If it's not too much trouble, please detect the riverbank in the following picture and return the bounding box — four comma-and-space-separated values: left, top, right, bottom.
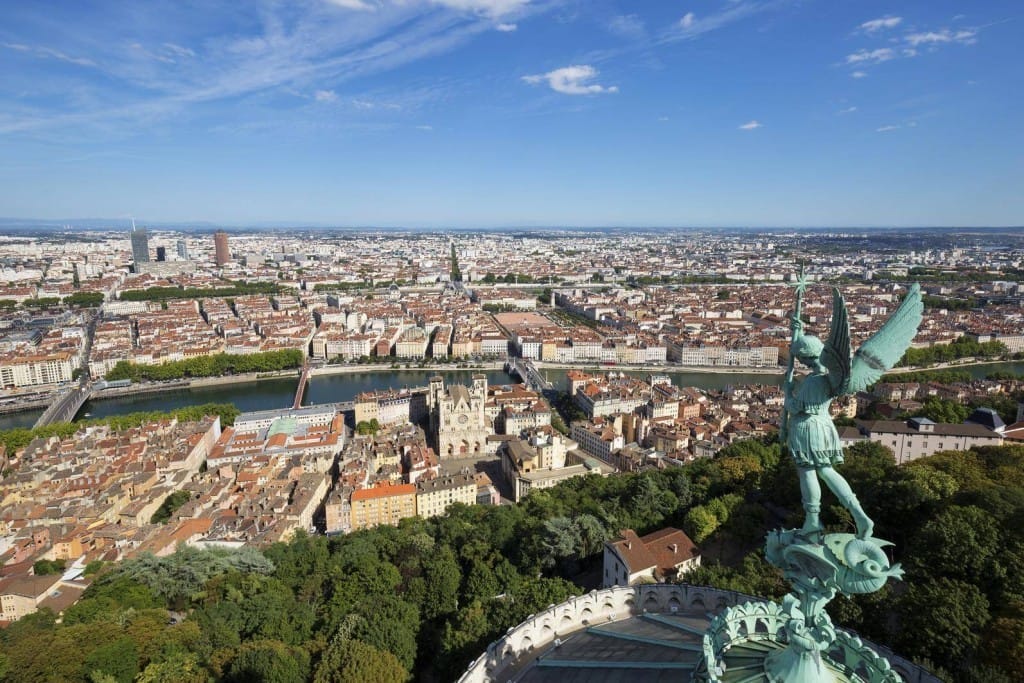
533, 361, 785, 375
310, 361, 505, 377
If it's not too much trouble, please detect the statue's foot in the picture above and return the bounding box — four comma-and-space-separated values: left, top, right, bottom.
797, 521, 824, 543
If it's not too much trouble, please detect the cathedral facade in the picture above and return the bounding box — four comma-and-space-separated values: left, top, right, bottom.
428, 374, 490, 458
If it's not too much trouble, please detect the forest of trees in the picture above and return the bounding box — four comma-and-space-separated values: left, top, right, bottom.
898, 336, 1007, 367
105, 349, 303, 382
1, 438, 1023, 681
118, 281, 282, 302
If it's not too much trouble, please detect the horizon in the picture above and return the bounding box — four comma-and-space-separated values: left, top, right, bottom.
1, 1, 1022, 226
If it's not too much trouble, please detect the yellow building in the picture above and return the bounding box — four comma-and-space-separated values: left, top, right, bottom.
349, 482, 417, 530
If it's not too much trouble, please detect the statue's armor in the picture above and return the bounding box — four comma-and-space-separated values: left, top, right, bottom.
787, 374, 844, 468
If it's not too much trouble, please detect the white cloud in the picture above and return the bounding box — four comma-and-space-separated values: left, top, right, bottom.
162, 43, 195, 59
495, 23, 517, 32
738, 120, 762, 130
325, 0, 376, 10
2, 41, 96, 67
903, 48, 917, 57
838, 106, 857, 114
522, 65, 618, 95
658, 116, 669, 122
859, 16, 902, 33
845, 48, 895, 65
416, 124, 433, 131
905, 29, 977, 46
680, 12, 696, 29
876, 125, 900, 132
851, 71, 867, 79
314, 89, 338, 102
432, 0, 529, 18
607, 14, 645, 40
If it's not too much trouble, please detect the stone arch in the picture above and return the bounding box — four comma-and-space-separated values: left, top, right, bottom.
715, 596, 729, 612
522, 636, 533, 651
643, 592, 660, 611
689, 594, 706, 611
667, 596, 682, 612
560, 614, 574, 627
581, 607, 594, 623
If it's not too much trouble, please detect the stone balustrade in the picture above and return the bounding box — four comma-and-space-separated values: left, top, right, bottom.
458, 583, 942, 683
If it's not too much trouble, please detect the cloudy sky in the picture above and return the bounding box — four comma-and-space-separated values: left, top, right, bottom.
1, 1, 1020, 227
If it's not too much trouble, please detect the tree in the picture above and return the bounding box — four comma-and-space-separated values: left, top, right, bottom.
151, 490, 192, 524
135, 651, 208, 683
421, 546, 461, 620
353, 595, 419, 671
893, 578, 990, 671
911, 396, 970, 424
32, 558, 66, 575
450, 244, 462, 282
355, 419, 381, 436
82, 637, 138, 683
223, 639, 310, 683
908, 505, 1001, 583
314, 638, 408, 683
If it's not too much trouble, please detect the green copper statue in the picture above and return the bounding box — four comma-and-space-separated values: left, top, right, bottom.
702, 277, 924, 682
765, 277, 922, 682
782, 274, 923, 541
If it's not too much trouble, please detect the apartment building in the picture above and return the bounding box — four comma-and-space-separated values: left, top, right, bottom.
414, 473, 476, 518
349, 482, 417, 530
856, 417, 1003, 465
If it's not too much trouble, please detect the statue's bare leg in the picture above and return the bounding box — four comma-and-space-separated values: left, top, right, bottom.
818, 466, 873, 539
797, 467, 822, 539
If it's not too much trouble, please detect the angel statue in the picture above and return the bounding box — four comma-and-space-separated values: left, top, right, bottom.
781, 276, 923, 541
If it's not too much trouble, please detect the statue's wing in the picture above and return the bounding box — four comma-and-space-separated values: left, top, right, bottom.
846, 283, 924, 394
820, 288, 851, 397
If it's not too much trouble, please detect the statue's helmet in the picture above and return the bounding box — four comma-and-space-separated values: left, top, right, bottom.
791, 334, 824, 359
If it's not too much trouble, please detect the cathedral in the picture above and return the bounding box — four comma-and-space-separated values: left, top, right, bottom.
428, 374, 490, 458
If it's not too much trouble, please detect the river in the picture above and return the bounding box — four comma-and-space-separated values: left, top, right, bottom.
61, 360, 1024, 423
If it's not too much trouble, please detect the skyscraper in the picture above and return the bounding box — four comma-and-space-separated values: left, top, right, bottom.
130, 225, 149, 265
214, 231, 230, 266
176, 239, 189, 260
155, 246, 166, 261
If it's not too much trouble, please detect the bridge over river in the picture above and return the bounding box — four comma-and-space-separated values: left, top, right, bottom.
34, 385, 92, 428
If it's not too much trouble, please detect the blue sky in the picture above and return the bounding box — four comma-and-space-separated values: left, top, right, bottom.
1, 1, 1021, 227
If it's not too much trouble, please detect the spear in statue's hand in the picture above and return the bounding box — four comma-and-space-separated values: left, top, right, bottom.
780, 268, 808, 445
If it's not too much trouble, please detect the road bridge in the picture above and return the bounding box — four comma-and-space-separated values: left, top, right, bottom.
508, 357, 553, 392
34, 385, 92, 428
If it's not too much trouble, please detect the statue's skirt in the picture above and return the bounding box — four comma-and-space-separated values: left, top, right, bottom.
788, 412, 845, 468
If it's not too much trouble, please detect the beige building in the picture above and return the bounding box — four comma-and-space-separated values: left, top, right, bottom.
0, 574, 84, 622
354, 388, 429, 426
602, 528, 701, 588
0, 351, 75, 388
501, 429, 606, 502
414, 473, 477, 518
857, 417, 1003, 465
